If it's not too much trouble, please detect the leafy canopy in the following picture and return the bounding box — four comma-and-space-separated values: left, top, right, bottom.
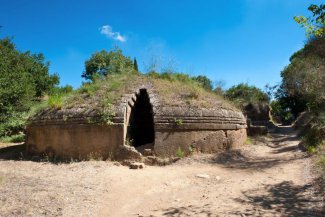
275, 37, 325, 115
294, 4, 325, 38
0, 37, 59, 136
270, 4, 325, 124
224, 83, 269, 107
82, 47, 136, 81
192, 75, 213, 91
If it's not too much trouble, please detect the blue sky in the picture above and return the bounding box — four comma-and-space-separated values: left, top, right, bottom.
0, 0, 322, 90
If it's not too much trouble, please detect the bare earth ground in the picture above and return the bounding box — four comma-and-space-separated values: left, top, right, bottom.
0, 131, 324, 217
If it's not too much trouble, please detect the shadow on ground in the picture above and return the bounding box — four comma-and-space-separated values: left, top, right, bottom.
141, 204, 217, 217
0, 143, 68, 164
234, 181, 325, 217
209, 149, 306, 170
209, 132, 307, 170
0, 143, 25, 160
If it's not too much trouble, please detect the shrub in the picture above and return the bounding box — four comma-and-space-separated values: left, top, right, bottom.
174, 118, 183, 126
317, 155, 325, 171
48, 94, 64, 109
224, 83, 269, 108
302, 111, 325, 153
192, 75, 213, 91
0, 37, 59, 137
175, 147, 185, 158
244, 137, 253, 145
82, 47, 136, 81
0, 111, 27, 137
0, 134, 25, 143
275, 38, 325, 117
270, 100, 294, 124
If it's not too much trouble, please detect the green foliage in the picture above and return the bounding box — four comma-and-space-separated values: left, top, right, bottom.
147, 71, 213, 92
317, 155, 325, 170
0, 134, 25, 143
147, 72, 232, 109
175, 147, 185, 158
213, 87, 224, 96
56, 73, 137, 125
125, 138, 133, 146
0, 38, 35, 114
275, 38, 325, 117
244, 137, 253, 145
27, 100, 49, 117
48, 94, 64, 109
188, 144, 195, 154
192, 75, 213, 91
133, 58, 139, 72
155, 72, 193, 83
0, 37, 59, 137
78, 81, 101, 96
270, 100, 293, 124
147, 70, 160, 79
306, 146, 317, 154
99, 100, 115, 125
46, 85, 74, 109
224, 83, 269, 108
302, 111, 325, 153
213, 80, 225, 96
294, 4, 325, 38
50, 85, 73, 95
0, 110, 27, 137
274, 5, 324, 121
82, 47, 136, 81
174, 118, 183, 126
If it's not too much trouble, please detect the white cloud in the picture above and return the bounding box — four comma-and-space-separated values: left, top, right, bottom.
99, 25, 126, 42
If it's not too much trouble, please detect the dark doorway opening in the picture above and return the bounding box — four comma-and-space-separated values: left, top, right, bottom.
127, 89, 155, 148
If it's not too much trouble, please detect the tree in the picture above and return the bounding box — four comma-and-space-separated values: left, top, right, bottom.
133, 58, 139, 72
82, 47, 135, 81
224, 83, 269, 107
24, 52, 59, 98
270, 4, 325, 123
0, 37, 59, 136
0, 38, 34, 113
275, 37, 325, 115
213, 80, 225, 96
294, 4, 325, 38
192, 75, 213, 91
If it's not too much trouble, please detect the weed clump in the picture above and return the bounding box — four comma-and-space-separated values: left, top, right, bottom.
0, 134, 25, 143
176, 147, 185, 158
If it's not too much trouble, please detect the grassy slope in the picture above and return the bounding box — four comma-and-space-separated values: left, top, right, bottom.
45, 73, 236, 113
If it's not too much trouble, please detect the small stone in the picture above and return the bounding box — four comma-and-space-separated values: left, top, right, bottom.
143, 149, 153, 156
113, 162, 121, 166
144, 156, 157, 166
215, 176, 221, 181
196, 174, 210, 179
129, 162, 145, 169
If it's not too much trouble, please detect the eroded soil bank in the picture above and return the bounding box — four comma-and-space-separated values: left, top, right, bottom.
0, 132, 324, 217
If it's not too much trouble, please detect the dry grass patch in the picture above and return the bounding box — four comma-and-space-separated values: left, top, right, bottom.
0, 176, 3, 185
150, 77, 235, 109
29, 73, 239, 126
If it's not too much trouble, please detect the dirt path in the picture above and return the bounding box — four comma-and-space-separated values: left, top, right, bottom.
100, 132, 323, 217
0, 132, 324, 217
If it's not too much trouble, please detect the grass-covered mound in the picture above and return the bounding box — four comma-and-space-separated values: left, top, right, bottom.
29, 72, 237, 125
